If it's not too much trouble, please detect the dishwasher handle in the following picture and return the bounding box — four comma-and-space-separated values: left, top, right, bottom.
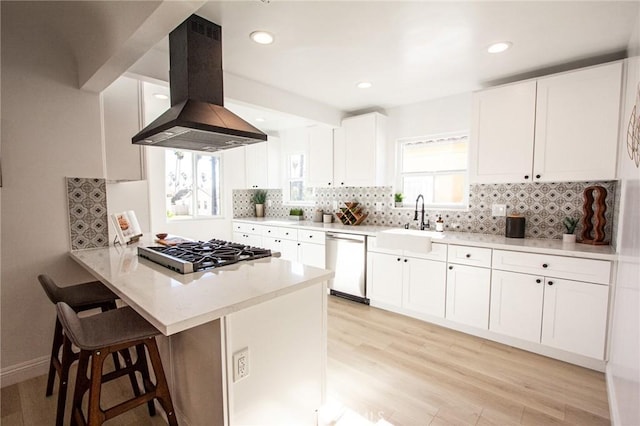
326, 233, 366, 243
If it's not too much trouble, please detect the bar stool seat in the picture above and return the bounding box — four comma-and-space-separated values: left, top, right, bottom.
56, 302, 178, 426
39, 274, 127, 426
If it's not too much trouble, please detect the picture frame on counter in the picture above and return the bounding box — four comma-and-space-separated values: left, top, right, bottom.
111, 210, 142, 245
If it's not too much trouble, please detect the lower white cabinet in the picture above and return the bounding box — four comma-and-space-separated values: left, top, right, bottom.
232, 223, 263, 247
262, 236, 299, 262
489, 270, 544, 342
541, 278, 609, 359
368, 242, 447, 318
445, 264, 491, 329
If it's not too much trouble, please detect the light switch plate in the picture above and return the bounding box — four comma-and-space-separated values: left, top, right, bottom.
491, 204, 507, 217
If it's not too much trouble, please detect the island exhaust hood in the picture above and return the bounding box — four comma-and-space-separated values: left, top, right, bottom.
132, 15, 267, 151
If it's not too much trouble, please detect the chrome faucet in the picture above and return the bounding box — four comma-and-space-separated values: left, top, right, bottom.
414, 194, 428, 230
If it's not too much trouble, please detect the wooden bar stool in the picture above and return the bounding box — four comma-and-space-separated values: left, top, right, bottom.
56, 301, 178, 426
38, 274, 139, 426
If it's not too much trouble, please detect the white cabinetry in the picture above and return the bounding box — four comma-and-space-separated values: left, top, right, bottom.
491, 249, 611, 359
297, 229, 326, 268
307, 126, 334, 188
470, 62, 622, 183
262, 226, 299, 261
232, 222, 263, 247
102, 76, 144, 181
245, 137, 281, 189
368, 240, 447, 318
334, 112, 386, 187
445, 245, 492, 329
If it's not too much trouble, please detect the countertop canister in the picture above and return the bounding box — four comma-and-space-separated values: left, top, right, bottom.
505, 213, 525, 238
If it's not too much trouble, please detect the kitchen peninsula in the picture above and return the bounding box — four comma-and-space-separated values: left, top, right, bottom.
70, 237, 334, 426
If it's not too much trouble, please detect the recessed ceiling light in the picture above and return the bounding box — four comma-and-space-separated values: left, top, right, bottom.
255, 117, 266, 122
250, 31, 274, 45
487, 42, 512, 54
153, 93, 169, 100
356, 81, 372, 89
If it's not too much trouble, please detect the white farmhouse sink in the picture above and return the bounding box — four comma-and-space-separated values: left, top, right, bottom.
375, 228, 439, 253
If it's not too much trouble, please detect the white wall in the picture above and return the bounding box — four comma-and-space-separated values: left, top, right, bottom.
0, 3, 106, 380
383, 92, 472, 186
607, 14, 640, 424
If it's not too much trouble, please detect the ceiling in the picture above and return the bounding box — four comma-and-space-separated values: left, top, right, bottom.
175, 1, 637, 114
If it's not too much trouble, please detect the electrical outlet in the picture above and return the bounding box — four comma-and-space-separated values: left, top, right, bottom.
332, 201, 338, 210
233, 348, 249, 382
491, 204, 507, 217
267, 199, 272, 207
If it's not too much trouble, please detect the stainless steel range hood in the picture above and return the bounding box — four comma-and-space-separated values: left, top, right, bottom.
132, 15, 267, 152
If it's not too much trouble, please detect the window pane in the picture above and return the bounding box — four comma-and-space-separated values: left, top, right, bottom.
195, 154, 221, 216
403, 176, 434, 204
402, 140, 468, 173
433, 174, 466, 204
289, 154, 305, 179
166, 151, 193, 217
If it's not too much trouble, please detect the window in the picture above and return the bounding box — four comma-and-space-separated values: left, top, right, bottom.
397, 133, 469, 209
165, 150, 221, 219
285, 152, 313, 203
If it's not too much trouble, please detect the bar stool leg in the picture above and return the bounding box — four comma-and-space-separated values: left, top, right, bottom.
145, 338, 178, 426
71, 350, 91, 426
54, 334, 75, 426
46, 318, 64, 397
135, 343, 157, 417
87, 349, 108, 425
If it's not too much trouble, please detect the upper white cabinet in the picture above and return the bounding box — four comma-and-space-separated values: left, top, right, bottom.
470, 81, 537, 183
334, 112, 387, 187
533, 62, 622, 182
103, 76, 144, 181
470, 61, 622, 183
245, 137, 281, 189
307, 126, 334, 188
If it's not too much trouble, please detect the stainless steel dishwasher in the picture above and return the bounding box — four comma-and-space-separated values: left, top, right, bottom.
325, 232, 368, 304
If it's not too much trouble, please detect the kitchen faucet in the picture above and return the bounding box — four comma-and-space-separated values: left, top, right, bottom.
414, 194, 429, 230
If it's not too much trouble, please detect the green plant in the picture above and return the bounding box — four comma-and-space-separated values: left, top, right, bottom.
394, 193, 404, 203
289, 208, 304, 216
563, 217, 579, 234
252, 189, 267, 205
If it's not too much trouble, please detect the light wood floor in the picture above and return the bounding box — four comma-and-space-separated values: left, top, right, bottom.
1, 296, 609, 425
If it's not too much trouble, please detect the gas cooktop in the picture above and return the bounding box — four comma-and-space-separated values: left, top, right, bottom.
138, 239, 273, 274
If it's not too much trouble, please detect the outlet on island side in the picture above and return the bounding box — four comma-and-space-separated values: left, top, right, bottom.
233, 347, 249, 382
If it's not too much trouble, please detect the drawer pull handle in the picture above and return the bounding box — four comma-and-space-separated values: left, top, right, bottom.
536, 279, 541, 283
449, 266, 453, 270
542, 263, 548, 268
536, 174, 541, 179
465, 254, 471, 258
524, 175, 529, 180
309, 235, 313, 238
397, 258, 401, 262
404, 259, 408, 263
548, 281, 554, 286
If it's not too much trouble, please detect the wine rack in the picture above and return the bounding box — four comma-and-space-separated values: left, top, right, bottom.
335, 202, 368, 225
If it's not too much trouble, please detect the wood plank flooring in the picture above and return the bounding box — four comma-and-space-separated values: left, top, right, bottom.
1, 296, 609, 425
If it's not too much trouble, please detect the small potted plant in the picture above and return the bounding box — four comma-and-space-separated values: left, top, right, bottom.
562, 217, 579, 243
289, 208, 304, 221
394, 193, 404, 208
252, 189, 267, 218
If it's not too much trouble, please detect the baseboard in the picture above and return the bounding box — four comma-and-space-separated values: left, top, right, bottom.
0, 355, 49, 388
606, 363, 621, 426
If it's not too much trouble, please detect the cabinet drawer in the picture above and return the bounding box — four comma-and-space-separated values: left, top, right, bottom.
406, 243, 447, 262
448, 245, 492, 268
298, 229, 325, 244
492, 250, 611, 285
261, 226, 298, 240
233, 222, 263, 235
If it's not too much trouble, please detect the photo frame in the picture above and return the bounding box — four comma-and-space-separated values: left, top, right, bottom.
110, 210, 143, 245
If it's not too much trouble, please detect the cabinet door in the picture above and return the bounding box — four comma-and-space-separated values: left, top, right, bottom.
103, 76, 144, 181
541, 278, 609, 359
233, 232, 262, 247
469, 81, 537, 184
445, 264, 491, 329
490, 270, 544, 342
245, 142, 268, 188
534, 62, 622, 182
332, 127, 346, 186
298, 242, 325, 268
403, 258, 447, 318
266, 136, 281, 188
342, 113, 385, 186
308, 126, 334, 188
368, 252, 403, 308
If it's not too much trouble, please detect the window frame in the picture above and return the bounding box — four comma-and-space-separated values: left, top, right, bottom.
282, 150, 315, 206
395, 132, 470, 211
165, 149, 224, 221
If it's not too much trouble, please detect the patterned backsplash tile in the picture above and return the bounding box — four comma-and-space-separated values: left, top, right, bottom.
234, 180, 618, 242
66, 177, 109, 250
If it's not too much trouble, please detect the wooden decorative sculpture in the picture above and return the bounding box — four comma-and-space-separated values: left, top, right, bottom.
580, 185, 609, 245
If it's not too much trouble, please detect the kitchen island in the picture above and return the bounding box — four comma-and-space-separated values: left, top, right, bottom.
70, 238, 334, 426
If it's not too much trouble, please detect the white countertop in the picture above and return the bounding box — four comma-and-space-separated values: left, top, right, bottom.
233, 218, 617, 261
70, 238, 334, 336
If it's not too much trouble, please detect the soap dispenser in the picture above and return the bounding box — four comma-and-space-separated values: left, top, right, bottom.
435, 215, 444, 232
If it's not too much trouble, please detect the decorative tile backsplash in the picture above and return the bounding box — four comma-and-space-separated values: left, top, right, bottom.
234, 180, 618, 241
66, 177, 109, 250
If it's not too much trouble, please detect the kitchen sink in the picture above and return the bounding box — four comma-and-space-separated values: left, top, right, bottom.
375, 228, 440, 253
